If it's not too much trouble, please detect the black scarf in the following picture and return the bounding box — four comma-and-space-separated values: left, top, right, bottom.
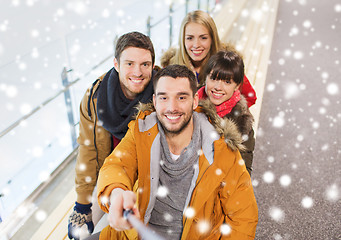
97, 67, 154, 139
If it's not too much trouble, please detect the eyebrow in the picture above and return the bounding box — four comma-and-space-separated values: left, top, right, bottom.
156, 92, 191, 96
185, 33, 209, 37
122, 60, 152, 64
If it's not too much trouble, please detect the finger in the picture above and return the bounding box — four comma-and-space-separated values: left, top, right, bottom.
122, 191, 137, 211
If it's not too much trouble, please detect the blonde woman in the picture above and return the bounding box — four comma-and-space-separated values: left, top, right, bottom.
161, 10, 257, 107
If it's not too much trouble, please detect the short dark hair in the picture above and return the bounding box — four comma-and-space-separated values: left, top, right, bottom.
115, 31, 155, 65
202, 50, 244, 86
153, 65, 197, 95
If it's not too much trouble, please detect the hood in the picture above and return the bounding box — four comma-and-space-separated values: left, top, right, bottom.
135, 101, 245, 152
198, 98, 247, 152
160, 47, 177, 67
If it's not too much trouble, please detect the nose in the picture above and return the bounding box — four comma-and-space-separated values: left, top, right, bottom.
213, 80, 223, 90
193, 38, 200, 48
133, 65, 142, 77
168, 98, 179, 112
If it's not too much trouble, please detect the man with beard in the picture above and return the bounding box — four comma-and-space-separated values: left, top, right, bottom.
95, 65, 258, 240
68, 31, 156, 240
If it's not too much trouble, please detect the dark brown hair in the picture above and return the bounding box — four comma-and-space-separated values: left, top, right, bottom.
202, 50, 244, 86
153, 64, 197, 96
115, 31, 155, 65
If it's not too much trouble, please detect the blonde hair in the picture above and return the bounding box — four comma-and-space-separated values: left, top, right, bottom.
172, 10, 221, 71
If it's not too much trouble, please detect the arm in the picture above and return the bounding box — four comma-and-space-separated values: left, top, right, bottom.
75, 85, 111, 204
97, 121, 138, 213
240, 76, 257, 107
220, 153, 258, 239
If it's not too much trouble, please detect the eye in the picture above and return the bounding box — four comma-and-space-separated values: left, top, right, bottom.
143, 63, 150, 67
186, 36, 193, 40
179, 96, 187, 100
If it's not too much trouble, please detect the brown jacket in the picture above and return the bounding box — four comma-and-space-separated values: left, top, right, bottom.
75, 73, 112, 204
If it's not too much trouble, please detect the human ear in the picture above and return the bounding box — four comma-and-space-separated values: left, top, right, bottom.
193, 92, 199, 110
113, 58, 119, 73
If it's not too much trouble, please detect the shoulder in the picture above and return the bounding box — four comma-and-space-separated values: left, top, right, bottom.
197, 100, 245, 152
226, 96, 254, 135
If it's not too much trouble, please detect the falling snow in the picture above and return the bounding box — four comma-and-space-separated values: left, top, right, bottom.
269, 206, 285, 222
301, 196, 314, 208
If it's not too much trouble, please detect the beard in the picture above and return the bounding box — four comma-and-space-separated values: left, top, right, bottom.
157, 111, 193, 137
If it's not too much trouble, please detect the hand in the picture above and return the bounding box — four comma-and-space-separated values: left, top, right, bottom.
107, 188, 140, 231
68, 202, 94, 240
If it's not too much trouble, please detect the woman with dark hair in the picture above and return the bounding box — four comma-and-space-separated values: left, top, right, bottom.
198, 49, 255, 175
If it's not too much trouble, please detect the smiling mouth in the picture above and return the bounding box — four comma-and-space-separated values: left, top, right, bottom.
191, 49, 204, 56
130, 78, 144, 83
211, 91, 224, 98
165, 114, 181, 120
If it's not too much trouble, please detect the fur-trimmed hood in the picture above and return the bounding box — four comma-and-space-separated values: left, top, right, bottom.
160, 47, 177, 67
134, 100, 250, 152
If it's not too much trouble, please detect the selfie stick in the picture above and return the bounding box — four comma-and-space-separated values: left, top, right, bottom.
123, 209, 166, 240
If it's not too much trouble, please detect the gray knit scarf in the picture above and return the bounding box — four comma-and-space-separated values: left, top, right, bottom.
148, 113, 201, 240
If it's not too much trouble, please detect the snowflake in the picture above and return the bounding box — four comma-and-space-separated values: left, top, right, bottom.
31, 48, 39, 58
85, 176, 92, 183
267, 156, 275, 163
302, 20, 312, 29
220, 223, 231, 235
321, 72, 329, 79
293, 51, 304, 60
272, 114, 285, 128
197, 220, 210, 234
267, 83, 276, 92
31, 29, 40, 38
18, 62, 27, 70
252, 179, 259, 187
335, 4, 341, 12
5, 85, 18, 98
301, 196, 314, 208
35, 210, 47, 222
184, 207, 195, 218
116, 9, 125, 17
157, 185, 168, 198
321, 144, 329, 151
325, 184, 339, 202
326, 83, 339, 95
100, 196, 109, 205
289, 25, 299, 36
16, 205, 29, 217
284, 82, 300, 99
215, 168, 222, 175
269, 206, 285, 222
263, 171, 275, 183
83, 139, 91, 146
78, 163, 86, 171
297, 135, 304, 141
279, 175, 291, 187
164, 212, 173, 222
278, 58, 285, 65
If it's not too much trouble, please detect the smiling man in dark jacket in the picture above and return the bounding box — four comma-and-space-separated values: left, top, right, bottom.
68, 31, 157, 240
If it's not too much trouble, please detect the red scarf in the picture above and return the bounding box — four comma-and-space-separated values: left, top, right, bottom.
198, 86, 241, 117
